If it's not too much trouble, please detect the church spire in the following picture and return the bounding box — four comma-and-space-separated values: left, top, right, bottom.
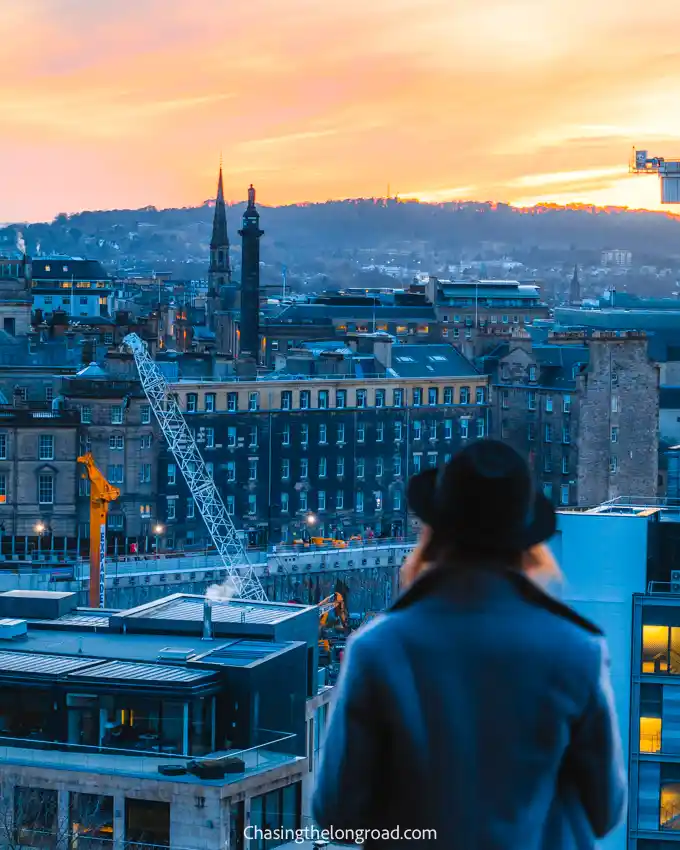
208, 164, 231, 292
569, 263, 580, 305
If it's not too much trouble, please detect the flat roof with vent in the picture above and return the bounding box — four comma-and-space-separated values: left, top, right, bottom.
67, 660, 218, 689
192, 640, 305, 669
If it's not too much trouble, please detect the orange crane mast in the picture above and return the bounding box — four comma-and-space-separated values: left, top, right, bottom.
77, 453, 120, 608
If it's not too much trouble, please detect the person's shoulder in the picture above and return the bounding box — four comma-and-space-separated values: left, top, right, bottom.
508, 571, 604, 637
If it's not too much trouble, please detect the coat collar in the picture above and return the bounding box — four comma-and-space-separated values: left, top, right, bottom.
389, 563, 604, 636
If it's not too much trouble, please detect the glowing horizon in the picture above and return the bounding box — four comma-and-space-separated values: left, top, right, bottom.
3, 0, 680, 223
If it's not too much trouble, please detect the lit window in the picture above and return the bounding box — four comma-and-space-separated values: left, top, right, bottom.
640, 717, 662, 753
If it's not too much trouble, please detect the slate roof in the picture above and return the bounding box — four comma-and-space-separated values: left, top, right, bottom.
272, 303, 435, 323
31, 258, 110, 282
388, 344, 479, 379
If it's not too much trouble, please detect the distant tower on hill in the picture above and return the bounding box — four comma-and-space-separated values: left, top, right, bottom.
569, 264, 580, 305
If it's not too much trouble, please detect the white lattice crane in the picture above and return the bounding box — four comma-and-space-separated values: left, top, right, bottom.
123, 333, 267, 601
630, 147, 680, 203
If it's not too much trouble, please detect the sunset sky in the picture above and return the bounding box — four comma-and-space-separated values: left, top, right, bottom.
3, 0, 680, 222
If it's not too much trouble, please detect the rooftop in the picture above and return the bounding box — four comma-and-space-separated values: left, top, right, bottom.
388, 344, 479, 379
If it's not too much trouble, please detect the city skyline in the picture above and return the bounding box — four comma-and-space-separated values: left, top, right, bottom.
3, 0, 680, 221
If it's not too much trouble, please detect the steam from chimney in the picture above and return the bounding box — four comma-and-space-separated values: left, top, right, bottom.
206, 580, 238, 602
15, 231, 25, 255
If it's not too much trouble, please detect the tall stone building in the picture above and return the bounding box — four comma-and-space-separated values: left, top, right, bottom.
485, 328, 659, 506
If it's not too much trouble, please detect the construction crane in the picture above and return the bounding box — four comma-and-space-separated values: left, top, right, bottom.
78, 453, 120, 608
630, 147, 680, 203
122, 333, 267, 601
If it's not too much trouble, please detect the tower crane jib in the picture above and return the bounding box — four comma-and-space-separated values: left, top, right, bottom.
122, 333, 267, 602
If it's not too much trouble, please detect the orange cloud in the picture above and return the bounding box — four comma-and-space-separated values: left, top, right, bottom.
2, 0, 680, 221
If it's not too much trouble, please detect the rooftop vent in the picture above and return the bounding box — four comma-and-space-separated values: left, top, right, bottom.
0, 619, 27, 640
157, 647, 195, 663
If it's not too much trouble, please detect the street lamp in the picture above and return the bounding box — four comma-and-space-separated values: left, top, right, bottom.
34, 522, 46, 557
153, 523, 164, 555
306, 514, 317, 526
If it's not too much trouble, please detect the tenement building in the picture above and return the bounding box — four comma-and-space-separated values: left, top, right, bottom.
484, 328, 659, 506
159, 340, 489, 547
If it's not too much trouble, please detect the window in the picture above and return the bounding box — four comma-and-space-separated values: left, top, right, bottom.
611, 426, 619, 443
167, 500, 176, 520
375, 490, 383, 511
413, 388, 423, 406
562, 454, 569, 475
394, 421, 403, 441
528, 422, 536, 442
168, 463, 176, 485
544, 454, 553, 473
393, 389, 404, 407
543, 482, 553, 499
461, 419, 469, 439
227, 461, 236, 482
248, 391, 259, 411
413, 454, 422, 473
299, 491, 308, 512
249, 458, 258, 481
544, 424, 553, 443
141, 434, 152, 449
444, 420, 453, 440
139, 464, 151, 484
38, 474, 54, 504
248, 494, 256, 515
227, 392, 238, 412
187, 498, 195, 519
527, 391, 537, 411
610, 456, 618, 474
356, 389, 367, 408
80, 406, 92, 424
300, 390, 311, 409
640, 716, 662, 753
281, 390, 292, 410
336, 491, 344, 510
281, 492, 289, 513
428, 452, 438, 468
476, 387, 485, 405
205, 393, 216, 413
45, 387, 53, 404
444, 387, 453, 405
501, 364, 511, 381
376, 389, 385, 408
318, 491, 326, 512
15, 787, 58, 849
0, 473, 6, 503
280, 458, 290, 480
460, 387, 470, 404
428, 387, 438, 406
477, 419, 485, 438
528, 365, 537, 382
337, 423, 345, 444
186, 393, 197, 413
319, 457, 327, 478
319, 390, 329, 409
563, 395, 571, 414
413, 420, 422, 441
226, 495, 235, 515
357, 423, 365, 443
249, 425, 258, 448
611, 369, 619, 387
301, 458, 309, 479
376, 422, 384, 442
228, 427, 237, 447
612, 394, 619, 413
545, 396, 553, 413
393, 490, 402, 511
282, 425, 290, 446
356, 491, 364, 512
501, 389, 509, 409
357, 458, 365, 479
394, 455, 402, 476
109, 434, 124, 451
337, 457, 345, 477
39, 435, 54, 461
110, 405, 123, 424
301, 424, 309, 445
206, 427, 215, 449
562, 426, 570, 444
376, 457, 384, 477
560, 484, 570, 505
107, 464, 124, 484
336, 390, 347, 408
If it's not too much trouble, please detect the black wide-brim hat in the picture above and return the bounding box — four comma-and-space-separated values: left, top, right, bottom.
407, 438, 556, 552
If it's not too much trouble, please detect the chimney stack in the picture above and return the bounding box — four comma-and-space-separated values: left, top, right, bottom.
202, 598, 213, 640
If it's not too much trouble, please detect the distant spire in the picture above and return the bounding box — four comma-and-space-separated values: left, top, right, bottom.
210, 165, 229, 251
569, 263, 580, 305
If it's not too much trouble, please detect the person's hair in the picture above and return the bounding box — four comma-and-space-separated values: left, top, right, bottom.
426, 537, 523, 572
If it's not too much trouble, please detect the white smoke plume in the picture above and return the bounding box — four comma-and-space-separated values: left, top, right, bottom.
206, 580, 238, 602
15, 231, 25, 254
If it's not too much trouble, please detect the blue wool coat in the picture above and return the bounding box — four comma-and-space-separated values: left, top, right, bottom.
312, 565, 626, 849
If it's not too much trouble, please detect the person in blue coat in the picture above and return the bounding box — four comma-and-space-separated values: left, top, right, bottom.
312, 439, 626, 849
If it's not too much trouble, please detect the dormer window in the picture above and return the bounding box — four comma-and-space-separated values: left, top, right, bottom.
528, 365, 537, 382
